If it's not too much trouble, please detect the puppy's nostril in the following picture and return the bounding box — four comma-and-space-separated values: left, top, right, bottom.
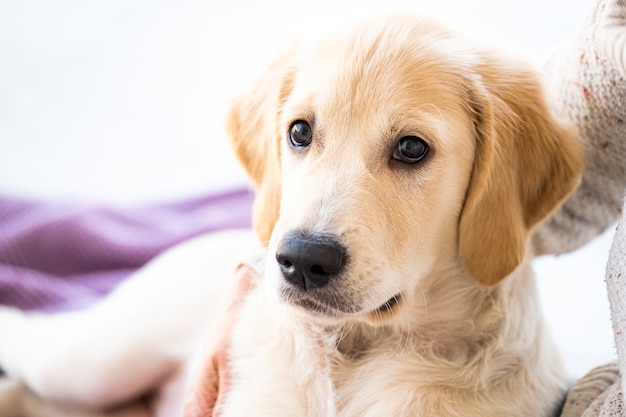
281, 259, 293, 268
310, 264, 329, 275
276, 232, 346, 291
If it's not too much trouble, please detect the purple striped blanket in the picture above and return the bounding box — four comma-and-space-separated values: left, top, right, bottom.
0, 189, 253, 312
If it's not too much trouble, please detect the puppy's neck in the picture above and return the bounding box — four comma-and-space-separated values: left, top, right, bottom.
330, 256, 542, 363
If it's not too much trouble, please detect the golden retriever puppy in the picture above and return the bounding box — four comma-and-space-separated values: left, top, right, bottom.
0, 11, 582, 417
222, 12, 582, 417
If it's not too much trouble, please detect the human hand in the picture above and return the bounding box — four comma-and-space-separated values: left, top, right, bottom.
182, 264, 257, 417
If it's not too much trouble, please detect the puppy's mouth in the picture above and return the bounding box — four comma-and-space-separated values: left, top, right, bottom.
369, 294, 403, 319
280, 286, 403, 322
281, 288, 360, 316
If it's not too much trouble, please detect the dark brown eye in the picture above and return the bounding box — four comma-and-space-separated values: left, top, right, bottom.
393, 136, 429, 164
288, 120, 313, 148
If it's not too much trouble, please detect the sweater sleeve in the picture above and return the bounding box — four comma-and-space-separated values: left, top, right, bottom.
533, 0, 626, 256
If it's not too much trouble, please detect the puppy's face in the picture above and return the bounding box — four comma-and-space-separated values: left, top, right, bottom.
269, 34, 476, 322
228, 15, 582, 325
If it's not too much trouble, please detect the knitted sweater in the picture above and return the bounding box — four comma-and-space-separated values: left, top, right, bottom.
560, 199, 625, 416
534, 0, 626, 256
531, 1, 626, 416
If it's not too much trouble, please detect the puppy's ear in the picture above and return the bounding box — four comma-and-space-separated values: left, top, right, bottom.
226, 54, 296, 246
459, 58, 583, 286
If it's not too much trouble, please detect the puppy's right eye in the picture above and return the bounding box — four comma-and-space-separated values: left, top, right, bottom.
288, 121, 313, 148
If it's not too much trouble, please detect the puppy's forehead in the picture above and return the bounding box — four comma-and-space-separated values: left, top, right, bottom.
287, 17, 474, 123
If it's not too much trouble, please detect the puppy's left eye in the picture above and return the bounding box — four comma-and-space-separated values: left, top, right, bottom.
288, 120, 313, 148
393, 136, 429, 164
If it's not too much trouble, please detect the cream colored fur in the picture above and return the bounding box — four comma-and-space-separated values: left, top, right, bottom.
0, 12, 582, 417
222, 13, 582, 417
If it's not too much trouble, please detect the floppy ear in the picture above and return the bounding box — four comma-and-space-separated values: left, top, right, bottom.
459, 58, 583, 286
225, 55, 295, 246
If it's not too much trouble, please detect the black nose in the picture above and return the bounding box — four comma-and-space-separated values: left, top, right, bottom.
276, 232, 346, 291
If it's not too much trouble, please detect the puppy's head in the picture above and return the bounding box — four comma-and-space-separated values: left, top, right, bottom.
227, 14, 582, 324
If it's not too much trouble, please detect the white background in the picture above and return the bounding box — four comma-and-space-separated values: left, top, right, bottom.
0, 0, 616, 378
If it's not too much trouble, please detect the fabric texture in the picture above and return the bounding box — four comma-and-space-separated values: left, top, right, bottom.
561, 194, 626, 417
561, 363, 621, 417
0, 189, 253, 312
605, 194, 626, 407
533, 0, 626, 256
547, 1, 626, 415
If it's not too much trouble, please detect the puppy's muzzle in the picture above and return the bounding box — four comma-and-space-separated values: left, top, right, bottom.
276, 231, 346, 291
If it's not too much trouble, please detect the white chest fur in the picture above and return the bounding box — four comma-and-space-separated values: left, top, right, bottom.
219, 274, 568, 417
219, 287, 336, 416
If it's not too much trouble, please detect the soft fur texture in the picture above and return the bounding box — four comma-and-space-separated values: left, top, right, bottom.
0, 12, 583, 417
220, 13, 583, 417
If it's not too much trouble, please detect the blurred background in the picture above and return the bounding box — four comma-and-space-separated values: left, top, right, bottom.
0, 0, 616, 377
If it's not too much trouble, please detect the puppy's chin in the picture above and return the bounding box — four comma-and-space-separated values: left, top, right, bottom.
283, 295, 346, 323
277, 285, 358, 317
